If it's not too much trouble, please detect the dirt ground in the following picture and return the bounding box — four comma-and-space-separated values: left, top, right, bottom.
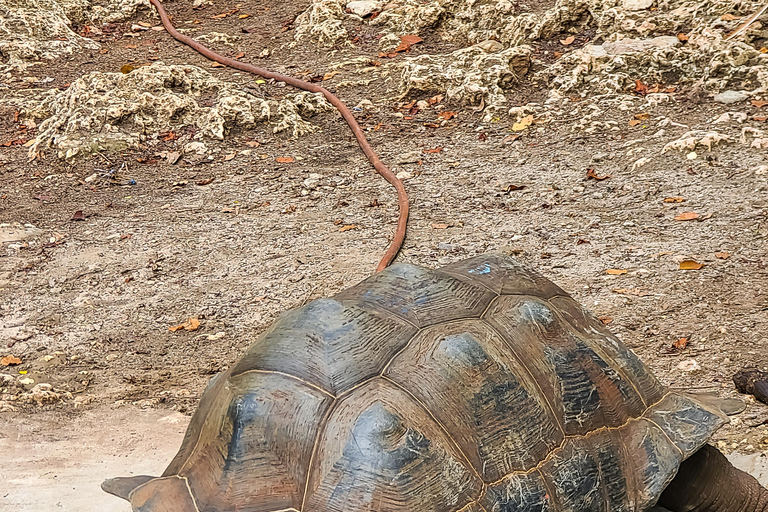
2, 0, 768, 509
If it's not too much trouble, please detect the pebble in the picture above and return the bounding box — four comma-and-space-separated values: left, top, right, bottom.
622, 0, 653, 10
714, 90, 749, 104
676, 359, 700, 372
396, 150, 422, 164
346, 0, 379, 17
602, 36, 679, 55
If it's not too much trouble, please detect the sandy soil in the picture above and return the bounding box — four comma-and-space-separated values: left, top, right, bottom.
1, 0, 768, 509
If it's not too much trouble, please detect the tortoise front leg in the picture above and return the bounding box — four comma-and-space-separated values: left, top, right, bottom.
658, 444, 768, 512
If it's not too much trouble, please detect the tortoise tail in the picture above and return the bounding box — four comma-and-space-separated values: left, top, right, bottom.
102, 475, 199, 511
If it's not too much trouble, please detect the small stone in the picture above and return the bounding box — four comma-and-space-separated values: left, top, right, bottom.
622, 0, 653, 10
475, 40, 503, 53
603, 36, 679, 55
346, 0, 379, 17
395, 150, 422, 164
714, 90, 749, 104
676, 359, 700, 372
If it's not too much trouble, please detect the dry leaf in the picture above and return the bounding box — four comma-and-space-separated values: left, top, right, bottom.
512, 115, 534, 131
431, 223, 449, 229
679, 260, 704, 270
71, 210, 86, 221
576, 238, 590, 245
715, 251, 731, 259
394, 34, 423, 52
120, 64, 134, 74
586, 168, 611, 180
505, 184, 526, 191
629, 119, 642, 127
612, 288, 652, 297
674, 211, 699, 221
677, 32, 689, 42
673, 337, 690, 350
169, 317, 200, 332
196, 178, 214, 185
438, 111, 457, 121
599, 316, 613, 325
606, 269, 628, 275
560, 35, 576, 45
664, 197, 685, 203
338, 225, 357, 232
720, 13, 738, 20
428, 94, 443, 105
0, 355, 21, 366
275, 157, 294, 163
423, 147, 443, 154
633, 79, 649, 96
752, 100, 768, 108
634, 113, 650, 120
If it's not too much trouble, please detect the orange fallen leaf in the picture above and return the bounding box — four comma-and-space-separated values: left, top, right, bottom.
673, 337, 690, 350
560, 35, 575, 45
395, 34, 423, 52
664, 197, 685, 203
234, 52, 245, 59
752, 100, 768, 108
1, 355, 21, 366
339, 224, 357, 232
428, 94, 443, 105
677, 32, 689, 42
634, 113, 650, 120
431, 223, 449, 229
715, 251, 731, 259
599, 316, 613, 325
275, 157, 294, 163
633, 79, 649, 96
423, 147, 443, 154
679, 260, 704, 270
629, 119, 642, 127
606, 269, 627, 275
586, 168, 611, 180
674, 211, 699, 221
169, 317, 200, 332
438, 111, 457, 121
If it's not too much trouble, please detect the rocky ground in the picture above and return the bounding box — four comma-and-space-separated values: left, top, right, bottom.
2, 0, 768, 509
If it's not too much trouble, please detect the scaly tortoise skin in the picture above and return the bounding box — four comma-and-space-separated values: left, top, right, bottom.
104, 253, 767, 512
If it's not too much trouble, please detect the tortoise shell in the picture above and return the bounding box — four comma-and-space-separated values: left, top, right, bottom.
105, 253, 732, 512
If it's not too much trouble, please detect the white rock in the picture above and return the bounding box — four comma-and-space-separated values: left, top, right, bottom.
676, 359, 700, 372
622, 0, 653, 10
603, 36, 679, 55
714, 90, 749, 104
346, 0, 379, 17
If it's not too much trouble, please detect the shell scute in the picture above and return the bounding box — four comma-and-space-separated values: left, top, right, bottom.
304, 378, 482, 512
230, 298, 417, 394
385, 319, 563, 481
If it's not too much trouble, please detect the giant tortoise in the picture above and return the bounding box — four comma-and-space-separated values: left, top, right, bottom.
103, 253, 768, 511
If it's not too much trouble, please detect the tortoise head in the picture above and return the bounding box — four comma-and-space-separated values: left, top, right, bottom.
102, 475, 198, 512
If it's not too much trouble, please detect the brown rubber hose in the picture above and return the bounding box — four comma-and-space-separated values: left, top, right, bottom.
148, 0, 408, 272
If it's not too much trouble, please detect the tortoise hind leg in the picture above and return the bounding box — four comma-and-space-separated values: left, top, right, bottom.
658, 444, 768, 512
103, 475, 199, 511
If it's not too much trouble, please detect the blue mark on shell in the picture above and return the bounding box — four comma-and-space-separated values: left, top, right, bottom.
468, 263, 491, 274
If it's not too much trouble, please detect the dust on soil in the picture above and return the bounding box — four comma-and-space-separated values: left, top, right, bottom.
1, 0, 768, 508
